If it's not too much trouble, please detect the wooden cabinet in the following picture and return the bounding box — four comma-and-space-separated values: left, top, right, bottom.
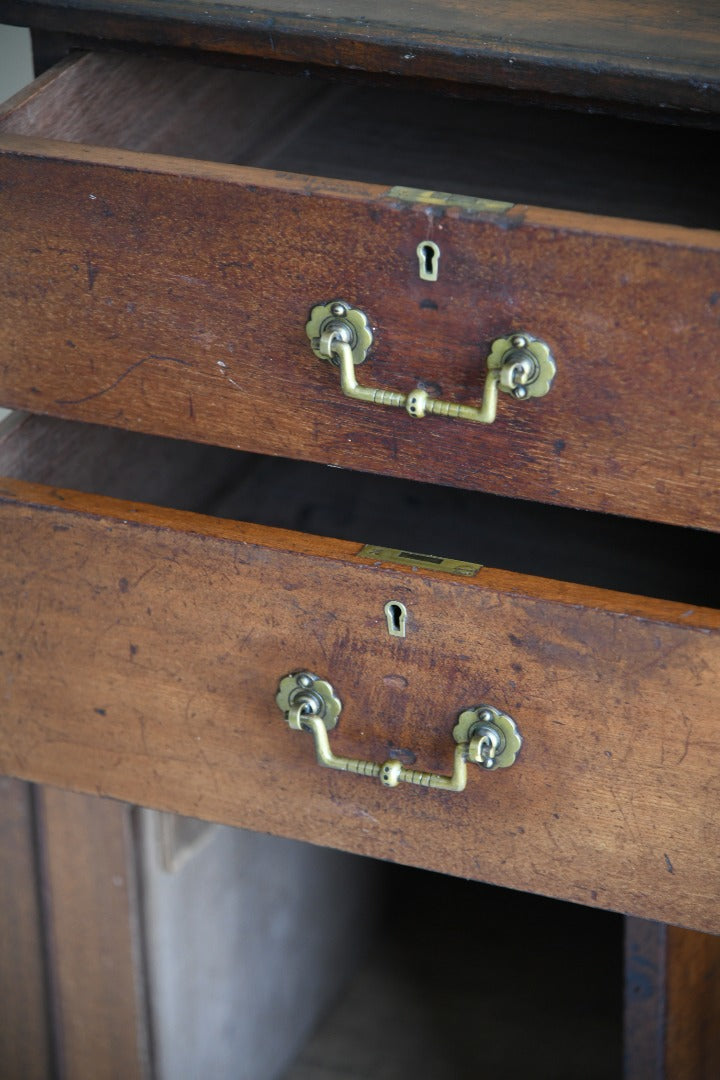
0, 2, 719, 1076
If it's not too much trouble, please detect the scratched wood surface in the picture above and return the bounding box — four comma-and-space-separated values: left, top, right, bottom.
1, 57, 719, 529
1, 478, 719, 932
2, 0, 720, 117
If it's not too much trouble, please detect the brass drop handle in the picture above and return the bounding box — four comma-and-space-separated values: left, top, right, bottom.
306, 301, 556, 424
276, 671, 522, 792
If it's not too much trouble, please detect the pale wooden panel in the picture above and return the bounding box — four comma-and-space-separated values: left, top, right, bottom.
1, 481, 719, 932
37, 786, 150, 1080
140, 812, 380, 1080
0, 777, 52, 1080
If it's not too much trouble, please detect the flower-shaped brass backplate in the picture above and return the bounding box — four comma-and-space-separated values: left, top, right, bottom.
276, 671, 342, 731
487, 333, 556, 399
453, 705, 522, 769
306, 301, 373, 366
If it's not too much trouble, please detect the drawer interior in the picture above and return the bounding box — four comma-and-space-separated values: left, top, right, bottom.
2, 413, 717, 609
1, 50, 717, 228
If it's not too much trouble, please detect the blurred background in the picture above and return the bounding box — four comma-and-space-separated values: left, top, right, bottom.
0, 22, 32, 424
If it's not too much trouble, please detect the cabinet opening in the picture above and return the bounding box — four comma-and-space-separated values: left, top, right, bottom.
0, 50, 717, 229
283, 863, 623, 1080
1, 413, 717, 610
139, 811, 623, 1080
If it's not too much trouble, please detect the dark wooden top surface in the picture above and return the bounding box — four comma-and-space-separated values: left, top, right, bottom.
3, 0, 720, 115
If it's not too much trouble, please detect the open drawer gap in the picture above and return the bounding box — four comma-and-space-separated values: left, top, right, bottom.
1, 413, 717, 610
138, 809, 623, 1080
1, 49, 718, 228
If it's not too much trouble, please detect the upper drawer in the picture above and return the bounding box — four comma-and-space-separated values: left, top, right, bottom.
0, 415, 719, 934
4, 0, 720, 117
1, 52, 720, 529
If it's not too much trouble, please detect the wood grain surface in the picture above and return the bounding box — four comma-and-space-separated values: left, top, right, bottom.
1, 115, 719, 528
1, 478, 719, 932
1, 0, 719, 116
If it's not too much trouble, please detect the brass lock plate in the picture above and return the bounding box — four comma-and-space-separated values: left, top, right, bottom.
358, 545, 482, 577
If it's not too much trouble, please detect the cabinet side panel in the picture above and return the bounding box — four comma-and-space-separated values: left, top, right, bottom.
36, 786, 151, 1079
666, 925, 720, 1080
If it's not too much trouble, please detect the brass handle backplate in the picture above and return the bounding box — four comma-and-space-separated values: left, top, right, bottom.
276, 671, 522, 792
306, 301, 556, 424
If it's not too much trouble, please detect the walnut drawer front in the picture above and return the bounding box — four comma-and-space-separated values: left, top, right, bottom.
1, 52, 720, 530
1, 418, 718, 934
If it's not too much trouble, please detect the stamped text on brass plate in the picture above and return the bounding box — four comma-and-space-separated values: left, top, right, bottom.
357, 545, 482, 577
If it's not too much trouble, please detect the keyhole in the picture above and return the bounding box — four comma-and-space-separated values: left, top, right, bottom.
417, 241, 440, 282
384, 600, 407, 638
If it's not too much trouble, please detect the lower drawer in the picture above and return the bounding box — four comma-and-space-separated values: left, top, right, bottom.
1, 415, 718, 931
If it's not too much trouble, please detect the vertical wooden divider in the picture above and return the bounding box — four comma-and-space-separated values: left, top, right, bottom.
35, 786, 151, 1080
0, 777, 53, 1079
625, 917, 720, 1079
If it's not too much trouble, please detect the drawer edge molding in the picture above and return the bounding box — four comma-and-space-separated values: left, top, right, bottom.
3, 133, 720, 250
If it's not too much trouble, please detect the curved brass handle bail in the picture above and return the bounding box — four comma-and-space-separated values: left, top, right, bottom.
306, 301, 556, 425
276, 672, 522, 792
